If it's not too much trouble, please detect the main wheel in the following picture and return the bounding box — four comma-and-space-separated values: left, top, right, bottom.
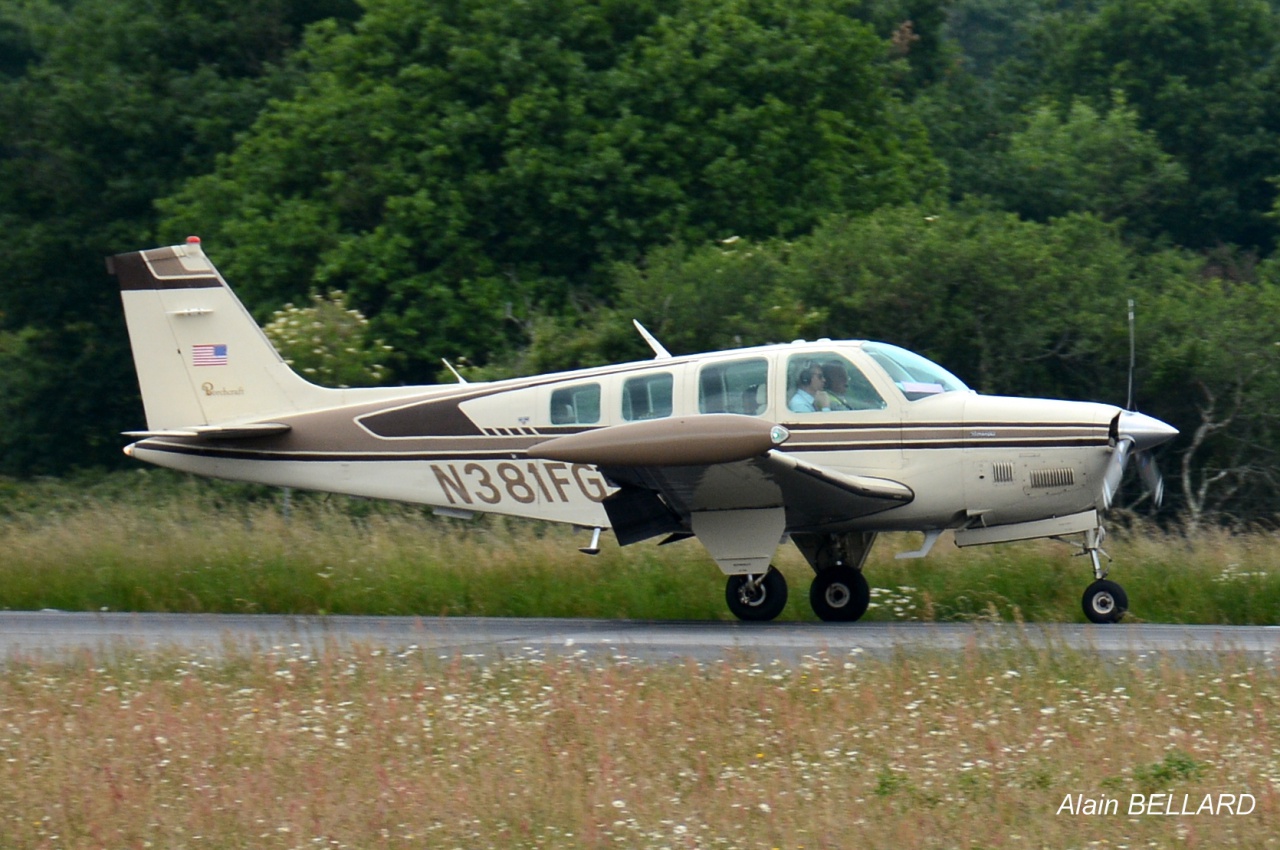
1082, 579, 1128, 624
809, 566, 871, 622
725, 568, 788, 622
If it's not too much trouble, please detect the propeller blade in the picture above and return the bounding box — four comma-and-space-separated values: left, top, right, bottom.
1102, 438, 1132, 510
1136, 451, 1165, 508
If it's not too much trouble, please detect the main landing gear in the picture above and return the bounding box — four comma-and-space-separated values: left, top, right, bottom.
725, 568, 789, 621
1078, 525, 1127, 624
809, 566, 871, 622
723, 564, 872, 623
721, 530, 875, 623
799, 531, 875, 622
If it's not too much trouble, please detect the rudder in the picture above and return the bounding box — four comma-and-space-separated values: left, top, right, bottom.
108, 238, 336, 431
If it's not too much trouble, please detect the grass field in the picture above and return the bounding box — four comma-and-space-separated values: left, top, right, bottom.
1, 471, 1278, 624
1, 473, 1278, 848
0, 643, 1276, 848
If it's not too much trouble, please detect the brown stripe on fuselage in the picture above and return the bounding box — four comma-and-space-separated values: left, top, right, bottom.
133, 415, 1111, 465
361, 397, 486, 437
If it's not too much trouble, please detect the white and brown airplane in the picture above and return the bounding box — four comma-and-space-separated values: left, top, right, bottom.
109, 238, 1177, 623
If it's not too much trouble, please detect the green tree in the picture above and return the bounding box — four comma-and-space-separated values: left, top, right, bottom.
1146, 264, 1280, 528
1016, 0, 1280, 251
547, 203, 1150, 400
778, 204, 1143, 400
517, 237, 801, 376
0, 0, 358, 474
157, 0, 943, 381
983, 98, 1188, 239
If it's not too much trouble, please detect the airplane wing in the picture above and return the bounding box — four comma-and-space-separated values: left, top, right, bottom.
528, 415, 913, 545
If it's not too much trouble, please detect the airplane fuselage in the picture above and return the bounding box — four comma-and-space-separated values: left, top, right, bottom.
128, 340, 1119, 537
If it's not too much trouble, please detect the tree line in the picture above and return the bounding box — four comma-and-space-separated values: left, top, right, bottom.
1, 0, 1278, 527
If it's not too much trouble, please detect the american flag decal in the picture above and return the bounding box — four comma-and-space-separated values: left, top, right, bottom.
192, 343, 228, 367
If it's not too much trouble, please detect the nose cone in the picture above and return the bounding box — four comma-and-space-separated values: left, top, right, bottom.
1117, 410, 1178, 452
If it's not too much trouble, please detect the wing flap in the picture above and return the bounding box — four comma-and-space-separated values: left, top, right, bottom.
761, 450, 915, 503
599, 450, 913, 542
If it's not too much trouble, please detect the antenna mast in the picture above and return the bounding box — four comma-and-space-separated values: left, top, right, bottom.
1126, 299, 1136, 411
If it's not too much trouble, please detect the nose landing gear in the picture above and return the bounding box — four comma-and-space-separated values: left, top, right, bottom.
1078, 525, 1127, 624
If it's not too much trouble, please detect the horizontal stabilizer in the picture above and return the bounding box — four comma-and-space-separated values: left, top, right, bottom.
122, 422, 291, 440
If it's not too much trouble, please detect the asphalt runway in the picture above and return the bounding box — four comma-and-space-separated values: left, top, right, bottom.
0, 612, 1277, 664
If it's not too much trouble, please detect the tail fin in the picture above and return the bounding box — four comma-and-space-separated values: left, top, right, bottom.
108, 237, 339, 431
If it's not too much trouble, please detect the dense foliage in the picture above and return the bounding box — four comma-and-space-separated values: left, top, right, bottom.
2, 0, 1279, 525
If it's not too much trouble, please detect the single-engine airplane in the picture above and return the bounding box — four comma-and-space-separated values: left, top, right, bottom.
109, 238, 1177, 623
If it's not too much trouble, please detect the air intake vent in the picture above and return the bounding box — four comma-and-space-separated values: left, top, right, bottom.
992, 462, 1015, 483
1030, 468, 1075, 489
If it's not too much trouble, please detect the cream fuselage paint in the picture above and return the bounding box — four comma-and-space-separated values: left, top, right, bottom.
128, 340, 1120, 535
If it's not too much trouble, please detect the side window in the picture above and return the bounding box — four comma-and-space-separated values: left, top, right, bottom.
550, 383, 600, 425
622, 372, 673, 421
699, 358, 769, 415
786, 353, 886, 413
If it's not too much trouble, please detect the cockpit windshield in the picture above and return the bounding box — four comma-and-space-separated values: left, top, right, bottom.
862, 342, 969, 402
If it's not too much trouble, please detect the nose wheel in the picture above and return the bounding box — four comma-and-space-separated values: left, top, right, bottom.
1082, 579, 1128, 624
725, 568, 788, 622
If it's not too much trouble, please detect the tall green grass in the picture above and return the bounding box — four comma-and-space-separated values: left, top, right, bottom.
2, 471, 1278, 622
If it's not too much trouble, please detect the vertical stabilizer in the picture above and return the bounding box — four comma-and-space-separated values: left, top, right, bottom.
108, 238, 338, 430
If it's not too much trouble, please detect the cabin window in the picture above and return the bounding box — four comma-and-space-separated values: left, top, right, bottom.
786, 353, 886, 413
622, 372, 673, 421
549, 383, 600, 425
862, 342, 967, 402
699, 358, 769, 415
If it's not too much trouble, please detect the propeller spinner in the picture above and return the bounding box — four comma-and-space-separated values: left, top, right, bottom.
1104, 410, 1177, 508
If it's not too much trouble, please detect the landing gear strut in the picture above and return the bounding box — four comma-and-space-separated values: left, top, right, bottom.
725, 567, 788, 622
793, 531, 877, 623
1078, 525, 1127, 624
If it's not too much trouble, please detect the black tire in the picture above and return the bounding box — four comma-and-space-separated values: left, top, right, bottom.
1082, 579, 1128, 624
809, 567, 871, 622
725, 567, 788, 622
